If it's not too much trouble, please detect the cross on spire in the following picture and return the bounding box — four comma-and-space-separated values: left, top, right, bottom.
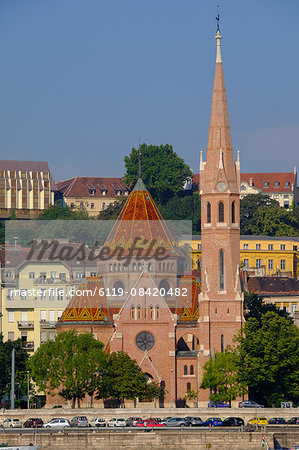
138, 147, 142, 179
216, 5, 220, 32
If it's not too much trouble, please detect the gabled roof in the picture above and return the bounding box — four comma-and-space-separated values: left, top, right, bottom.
56, 177, 129, 198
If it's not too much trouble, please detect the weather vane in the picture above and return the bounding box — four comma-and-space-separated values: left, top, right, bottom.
216, 5, 220, 32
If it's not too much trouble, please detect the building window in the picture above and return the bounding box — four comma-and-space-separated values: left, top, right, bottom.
40, 289, 46, 300
49, 289, 55, 300
284, 194, 289, 198
221, 334, 224, 353
8, 311, 14, 323
102, 190, 107, 196
243, 243, 248, 250
102, 202, 106, 209
218, 202, 224, 222
8, 332, 14, 341
41, 331, 47, 344
197, 244, 201, 250
281, 244, 285, 250
148, 263, 152, 271
280, 260, 286, 270
29, 272, 35, 279
207, 202, 211, 223
80, 202, 84, 209
273, 194, 279, 199
90, 272, 98, 277
264, 181, 269, 187
243, 259, 249, 269
268, 259, 273, 270
40, 310, 46, 322
274, 181, 280, 187
57, 310, 63, 319
241, 185, 246, 191
187, 382, 191, 392
268, 244, 273, 250
137, 306, 141, 320
256, 244, 261, 250
90, 203, 94, 209
231, 201, 236, 224
156, 305, 159, 320
219, 250, 224, 290
184, 365, 188, 375
190, 365, 194, 375
70, 203, 75, 208
130, 306, 135, 320
20, 289, 27, 300
7, 289, 14, 300
284, 202, 289, 209
256, 259, 262, 269
89, 189, 95, 195
58, 291, 64, 300
284, 181, 290, 187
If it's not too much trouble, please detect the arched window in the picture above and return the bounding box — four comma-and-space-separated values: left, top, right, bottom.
190, 365, 194, 375
113, 263, 117, 272
207, 201, 211, 223
132, 263, 136, 272
130, 306, 135, 320
221, 334, 224, 353
219, 202, 224, 222
122, 263, 126, 271
109, 263, 113, 272
184, 365, 188, 375
219, 250, 224, 290
159, 279, 170, 296
148, 263, 152, 272
149, 305, 153, 320
113, 281, 124, 296
156, 305, 159, 319
187, 382, 191, 392
118, 263, 121, 272
137, 306, 141, 319
137, 263, 142, 271
232, 201, 236, 224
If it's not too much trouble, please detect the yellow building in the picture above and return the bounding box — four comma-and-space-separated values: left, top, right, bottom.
182, 235, 299, 279
1, 243, 97, 351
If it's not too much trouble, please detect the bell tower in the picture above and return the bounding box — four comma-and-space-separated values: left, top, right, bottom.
198, 23, 243, 356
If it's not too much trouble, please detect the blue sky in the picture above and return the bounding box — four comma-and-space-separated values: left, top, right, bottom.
0, 0, 298, 181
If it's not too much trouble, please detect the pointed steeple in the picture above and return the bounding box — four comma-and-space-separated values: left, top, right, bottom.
201, 25, 239, 194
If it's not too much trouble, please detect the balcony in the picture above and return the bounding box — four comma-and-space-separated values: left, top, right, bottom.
21, 341, 34, 351
17, 321, 34, 329
34, 277, 67, 285
40, 321, 57, 329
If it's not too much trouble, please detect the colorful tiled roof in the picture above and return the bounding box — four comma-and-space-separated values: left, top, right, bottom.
177, 272, 200, 321
104, 177, 182, 255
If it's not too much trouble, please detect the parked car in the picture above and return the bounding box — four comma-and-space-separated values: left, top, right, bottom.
90, 417, 106, 427
268, 418, 286, 424
162, 417, 189, 427
1, 418, 22, 428
222, 417, 244, 427
146, 417, 162, 423
126, 417, 142, 427
43, 418, 70, 428
184, 417, 204, 427
202, 418, 223, 427
209, 402, 230, 408
70, 416, 88, 427
136, 420, 165, 428
23, 418, 44, 428
239, 400, 264, 408
287, 417, 299, 425
248, 417, 268, 425
107, 418, 126, 427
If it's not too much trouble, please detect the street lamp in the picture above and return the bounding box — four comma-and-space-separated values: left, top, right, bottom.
170, 369, 173, 408
27, 370, 30, 410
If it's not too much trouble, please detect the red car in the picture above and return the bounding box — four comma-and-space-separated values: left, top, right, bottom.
136, 420, 165, 428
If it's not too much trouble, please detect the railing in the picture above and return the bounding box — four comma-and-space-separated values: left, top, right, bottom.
21, 341, 34, 350
40, 321, 57, 329
34, 278, 67, 285
17, 321, 34, 329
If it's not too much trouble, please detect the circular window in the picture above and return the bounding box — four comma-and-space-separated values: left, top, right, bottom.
136, 332, 155, 351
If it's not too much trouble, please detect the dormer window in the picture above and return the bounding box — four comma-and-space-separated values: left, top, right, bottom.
124, 190, 129, 196
89, 189, 95, 195
284, 181, 290, 187
274, 181, 280, 187
116, 190, 121, 196
264, 181, 269, 187
102, 189, 107, 196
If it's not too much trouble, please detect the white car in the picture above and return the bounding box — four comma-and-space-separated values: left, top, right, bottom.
43, 418, 70, 428
107, 418, 126, 427
1, 418, 22, 428
90, 417, 106, 427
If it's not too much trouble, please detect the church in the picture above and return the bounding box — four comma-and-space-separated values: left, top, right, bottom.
55, 25, 244, 407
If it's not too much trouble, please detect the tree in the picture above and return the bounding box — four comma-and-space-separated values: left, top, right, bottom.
240, 194, 279, 234
97, 199, 126, 220
124, 143, 192, 204
0, 335, 29, 407
244, 292, 292, 324
200, 349, 247, 406
38, 202, 90, 220
247, 206, 298, 237
28, 331, 107, 408
98, 351, 148, 405
159, 193, 201, 234
234, 311, 299, 406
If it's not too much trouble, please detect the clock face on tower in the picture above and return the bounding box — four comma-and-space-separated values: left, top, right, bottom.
217, 181, 227, 192
136, 332, 155, 351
